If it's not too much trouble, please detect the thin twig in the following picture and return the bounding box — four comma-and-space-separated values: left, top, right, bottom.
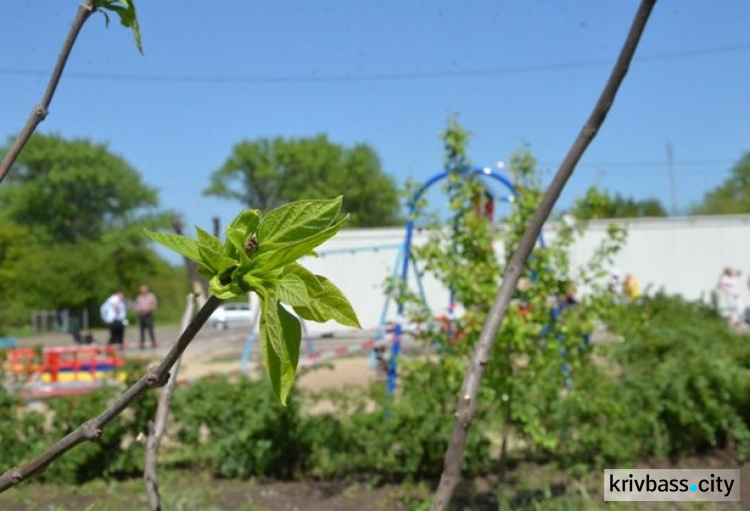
430, 1, 658, 509
0, 295, 223, 493
144, 294, 196, 511
0, 0, 96, 184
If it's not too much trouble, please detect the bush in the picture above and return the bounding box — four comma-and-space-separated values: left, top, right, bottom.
305, 358, 492, 482
0, 359, 156, 484
42, 360, 158, 483
0, 386, 48, 471
171, 374, 309, 479
550, 294, 750, 466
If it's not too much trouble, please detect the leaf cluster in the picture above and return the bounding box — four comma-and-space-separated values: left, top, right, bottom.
146, 197, 361, 403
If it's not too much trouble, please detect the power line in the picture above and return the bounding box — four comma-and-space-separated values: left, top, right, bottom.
539, 159, 735, 171
1, 42, 749, 84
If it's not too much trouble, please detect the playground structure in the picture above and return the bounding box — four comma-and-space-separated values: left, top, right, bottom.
3, 345, 126, 400
237, 165, 536, 392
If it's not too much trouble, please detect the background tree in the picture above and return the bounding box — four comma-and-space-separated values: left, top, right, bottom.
570, 185, 667, 220
0, 133, 159, 243
0, 133, 187, 330
204, 134, 402, 227
691, 152, 750, 215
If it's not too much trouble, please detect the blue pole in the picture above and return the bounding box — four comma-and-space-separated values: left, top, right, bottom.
300, 316, 315, 355
387, 322, 402, 394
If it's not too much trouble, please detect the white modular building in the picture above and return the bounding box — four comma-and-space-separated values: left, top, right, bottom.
298, 215, 750, 335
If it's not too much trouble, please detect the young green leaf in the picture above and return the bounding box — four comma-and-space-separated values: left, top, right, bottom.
96, 0, 143, 54
257, 197, 342, 248
208, 275, 236, 300
259, 293, 287, 368
260, 323, 283, 403
195, 226, 224, 271
144, 229, 201, 264
277, 303, 302, 403
229, 209, 260, 235
197, 244, 223, 272
287, 265, 361, 329
251, 215, 348, 274
277, 273, 310, 308
196, 225, 224, 254
259, 293, 301, 404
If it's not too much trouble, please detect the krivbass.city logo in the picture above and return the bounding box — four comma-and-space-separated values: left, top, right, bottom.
604, 469, 740, 502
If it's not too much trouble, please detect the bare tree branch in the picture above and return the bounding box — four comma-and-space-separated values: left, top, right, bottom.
0, 295, 223, 493
144, 219, 210, 510
0, 0, 97, 184
144, 293, 196, 511
430, 1, 659, 509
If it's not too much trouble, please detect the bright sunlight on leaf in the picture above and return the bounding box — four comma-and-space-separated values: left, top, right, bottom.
145, 197, 361, 404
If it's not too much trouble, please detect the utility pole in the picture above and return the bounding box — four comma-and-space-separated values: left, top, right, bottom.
667, 142, 677, 215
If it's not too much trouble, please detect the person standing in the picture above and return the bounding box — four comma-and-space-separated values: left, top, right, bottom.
101, 291, 127, 350
716, 267, 743, 327
135, 284, 158, 349
624, 274, 640, 301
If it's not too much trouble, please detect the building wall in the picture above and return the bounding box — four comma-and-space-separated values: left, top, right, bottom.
299, 215, 750, 335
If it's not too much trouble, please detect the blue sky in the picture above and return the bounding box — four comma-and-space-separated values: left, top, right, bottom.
1, 1, 749, 241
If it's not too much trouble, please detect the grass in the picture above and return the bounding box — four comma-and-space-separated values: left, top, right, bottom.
0, 471, 269, 511
0, 468, 740, 511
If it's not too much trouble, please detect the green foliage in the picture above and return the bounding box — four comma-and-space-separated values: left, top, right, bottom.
146, 197, 361, 404
43, 388, 156, 483
549, 294, 750, 466
305, 359, 492, 482
0, 221, 34, 329
0, 386, 48, 471
203, 134, 402, 227
570, 185, 667, 220
401, 119, 626, 460
171, 374, 309, 479
0, 220, 188, 330
0, 133, 159, 244
691, 152, 750, 214
0, 361, 156, 483
0, 133, 191, 330
96, 0, 143, 54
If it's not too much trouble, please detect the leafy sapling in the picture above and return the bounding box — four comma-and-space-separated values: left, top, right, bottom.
145, 197, 361, 404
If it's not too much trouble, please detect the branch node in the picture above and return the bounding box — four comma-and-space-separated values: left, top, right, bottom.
33, 105, 48, 121
83, 420, 103, 440
146, 366, 168, 388
9, 468, 22, 484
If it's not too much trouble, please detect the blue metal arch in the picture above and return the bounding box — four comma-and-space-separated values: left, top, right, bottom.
397, 167, 546, 315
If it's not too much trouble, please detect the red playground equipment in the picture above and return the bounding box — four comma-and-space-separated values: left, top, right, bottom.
3, 345, 126, 399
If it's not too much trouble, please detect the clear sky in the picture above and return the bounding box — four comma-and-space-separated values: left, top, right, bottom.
1, 1, 749, 241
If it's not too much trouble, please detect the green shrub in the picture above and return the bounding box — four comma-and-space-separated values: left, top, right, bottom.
0, 359, 156, 484
550, 294, 750, 466
0, 387, 48, 472
171, 374, 309, 479
305, 358, 492, 481
42, 360, 158, 483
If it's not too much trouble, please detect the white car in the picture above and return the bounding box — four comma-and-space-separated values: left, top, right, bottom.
208, 302, 255, 330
